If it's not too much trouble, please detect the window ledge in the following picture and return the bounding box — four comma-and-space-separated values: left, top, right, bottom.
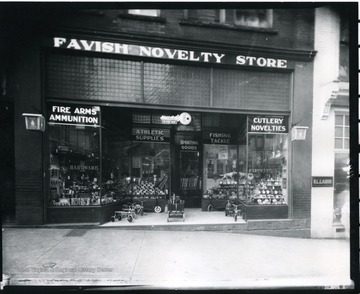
118, 13, 166, 23
179, 19, 278, 34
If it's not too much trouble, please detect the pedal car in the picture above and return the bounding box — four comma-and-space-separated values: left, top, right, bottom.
110, 204, 137, 223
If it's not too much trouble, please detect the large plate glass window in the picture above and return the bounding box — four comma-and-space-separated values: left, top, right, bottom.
246, 133, 288, 205
245, 115, 289, 205
48, 104, 101, 206
101, 107, 132, 205
131, 142, 170, 201
131, 112, 170, 211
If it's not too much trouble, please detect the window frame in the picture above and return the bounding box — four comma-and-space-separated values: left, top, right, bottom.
219, 9, 273, 29
334, 112, 349, 151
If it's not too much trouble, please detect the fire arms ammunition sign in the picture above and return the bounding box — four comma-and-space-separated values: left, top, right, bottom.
248, 116, 288, 133
48, 103, 100, 126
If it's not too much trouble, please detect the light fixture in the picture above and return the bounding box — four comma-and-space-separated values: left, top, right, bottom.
22, 113, 45, 132
291, 126, 308, 141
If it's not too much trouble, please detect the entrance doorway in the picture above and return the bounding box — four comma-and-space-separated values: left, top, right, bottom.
173, 132, 202, 208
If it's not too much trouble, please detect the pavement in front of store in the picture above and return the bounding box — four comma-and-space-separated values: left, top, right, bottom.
102, 208, 246, 227
2, 226, 353, 290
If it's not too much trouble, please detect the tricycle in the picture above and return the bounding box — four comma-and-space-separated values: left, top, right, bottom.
225, 201, 242, 222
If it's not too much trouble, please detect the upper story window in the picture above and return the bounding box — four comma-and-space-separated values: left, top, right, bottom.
334, 114, 349, 150
128, 9, 160, 17
218, 9, 273, 28
339, 17, 349, 82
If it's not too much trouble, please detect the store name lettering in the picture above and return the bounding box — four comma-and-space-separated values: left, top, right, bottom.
250, 117, 287, 132
135, 129, 165, 142
209, 133, 231, 144
180, 140, 198, 145
53, 37, 288, 68
236, 56, 287, 68
70, 165, 99, 171
49, 105, 99, 124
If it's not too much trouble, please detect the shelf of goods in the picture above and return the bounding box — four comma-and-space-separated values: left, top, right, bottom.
240, 178, 288, 221
202, 183, 238, 211
102, 179, 167, 212
52, 184, 101, 206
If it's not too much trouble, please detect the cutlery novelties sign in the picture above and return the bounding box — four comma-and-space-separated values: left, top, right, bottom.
248, 116, 288, 133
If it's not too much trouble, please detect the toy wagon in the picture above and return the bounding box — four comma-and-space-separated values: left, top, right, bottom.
167, 199, 185, 222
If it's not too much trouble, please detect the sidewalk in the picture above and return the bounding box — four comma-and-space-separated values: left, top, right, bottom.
2, 227, 353, 290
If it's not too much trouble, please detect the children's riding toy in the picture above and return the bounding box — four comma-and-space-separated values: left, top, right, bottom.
225, 201, 241, 222
167, 195, 185, 222
132, 202, 144, 216
110, 204, 137, 223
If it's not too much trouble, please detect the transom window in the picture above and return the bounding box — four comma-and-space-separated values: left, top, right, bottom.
128, 9, 160, 17
334, 114, 349, 149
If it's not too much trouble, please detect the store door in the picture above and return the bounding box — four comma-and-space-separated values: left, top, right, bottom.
174, 132, 202, 208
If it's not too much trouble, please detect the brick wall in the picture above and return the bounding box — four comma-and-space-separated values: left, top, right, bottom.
54, 8, 314, 52
13, 30, 44, 225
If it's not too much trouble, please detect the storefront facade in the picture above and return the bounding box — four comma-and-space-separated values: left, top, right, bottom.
8, 7, 324, 233
42, 35, 303, 224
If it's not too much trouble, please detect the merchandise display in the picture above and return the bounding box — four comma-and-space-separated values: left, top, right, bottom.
51, 174, 102, 206
242, 177, 286, 205
203, 172, 238, 201
49, 125, 101, 207
202, 133, 288, 210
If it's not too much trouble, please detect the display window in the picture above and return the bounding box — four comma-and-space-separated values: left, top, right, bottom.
101, 136, 132, 204
245, 133, 288, 205
201, 125, 244, 210
131, 142, 170, 201
101, 107, 132, 204
47, 104, 289, 219
203, 144, 238, 201
49, 124, 100, 206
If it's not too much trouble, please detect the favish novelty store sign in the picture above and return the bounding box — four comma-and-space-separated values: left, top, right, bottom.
52, 37, 289, 69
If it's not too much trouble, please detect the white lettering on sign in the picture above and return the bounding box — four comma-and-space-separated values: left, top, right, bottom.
180, 140, 198, 145
236, 55, 287, 68
253, 117, 284, 124
250, 125, 286, 132
208, 133, 232, 144
53, 37, 289, 68
49, 105, 100, 125
54, 37, 129, 54
139, 46, 225, 63
313, 179, 332, 184
249, 116, 288, 133
134, 128, 167, 142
